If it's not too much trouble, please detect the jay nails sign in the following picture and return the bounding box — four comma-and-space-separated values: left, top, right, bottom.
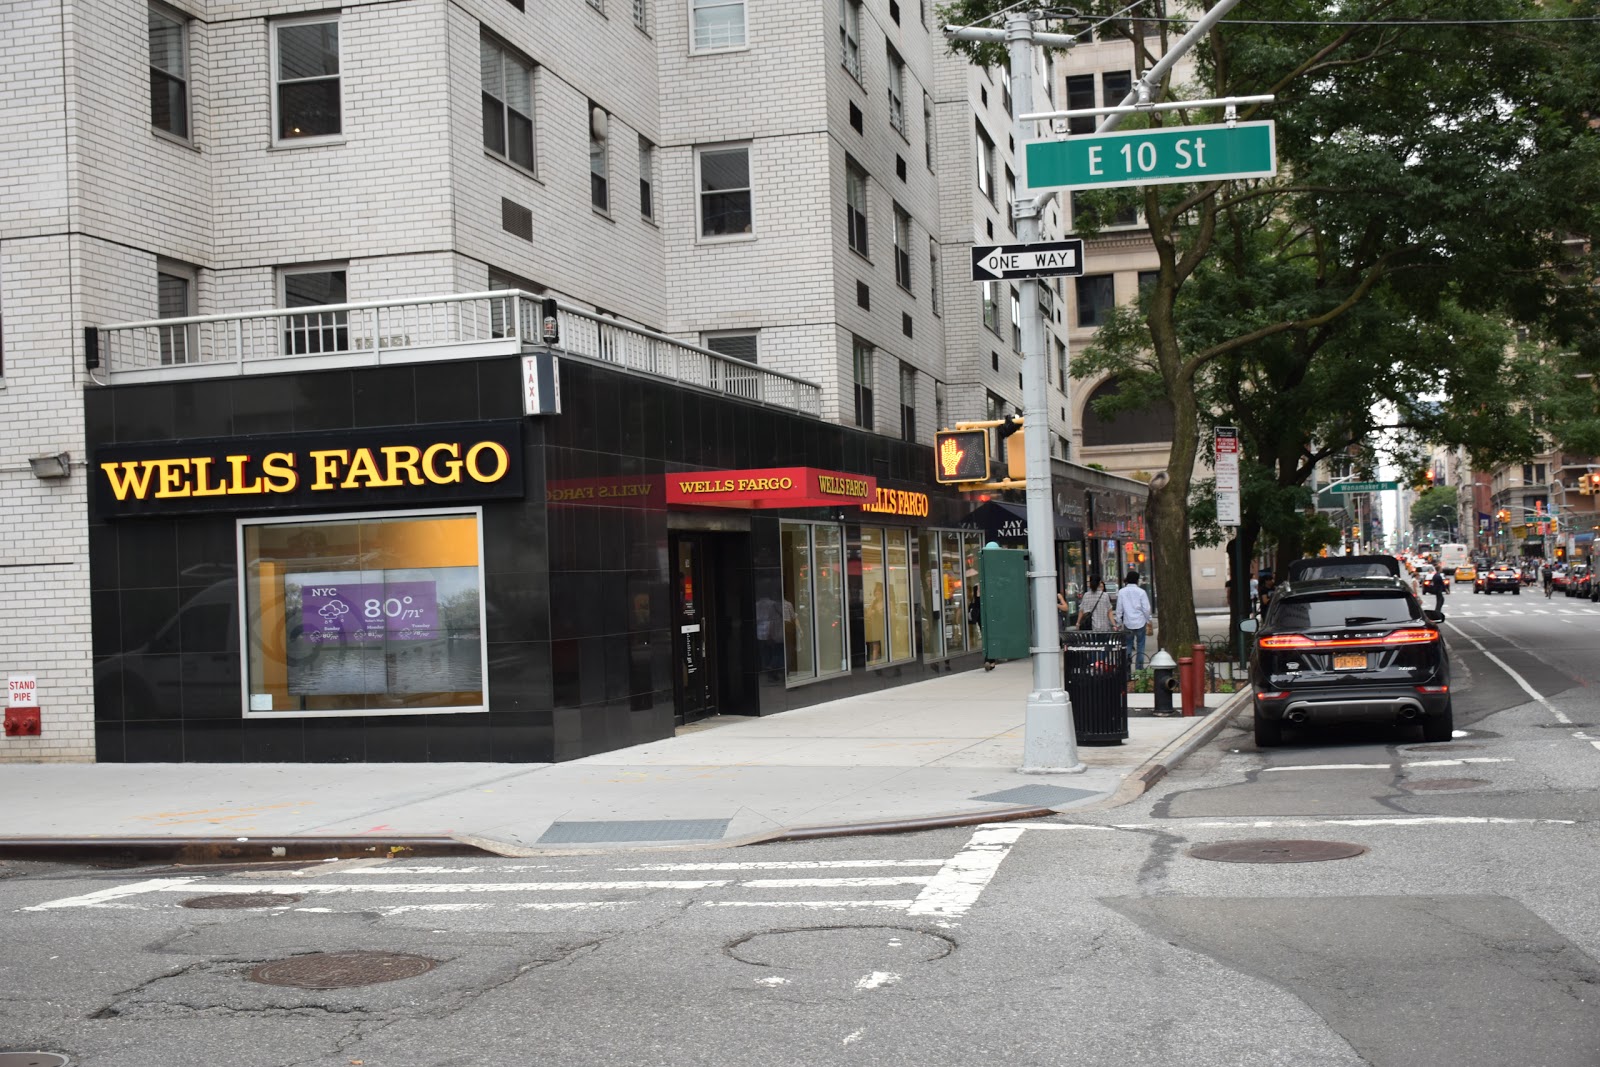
93, 421, 525, 517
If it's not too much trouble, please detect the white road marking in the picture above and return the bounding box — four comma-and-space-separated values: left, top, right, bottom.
700, 899, 916, 909
1445, 622, 1573, 724
842, 1030, 865, 1046
345, 860, 946, 875
906, 825, 1024, 919
755, 976, 789, 987
1110, 816, 1575, 828
855, 972, 901, 990
741, 876, 932, 889
22, 877, 197, 911
1262, 757, 1511, 772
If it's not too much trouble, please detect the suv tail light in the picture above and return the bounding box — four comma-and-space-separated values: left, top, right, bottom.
1259, 629, 1439, 650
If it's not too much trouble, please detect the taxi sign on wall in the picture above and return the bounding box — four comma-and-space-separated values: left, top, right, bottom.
934, 429, 990, 484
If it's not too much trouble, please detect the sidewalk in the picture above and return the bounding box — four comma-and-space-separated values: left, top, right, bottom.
0, 661, 1243, 857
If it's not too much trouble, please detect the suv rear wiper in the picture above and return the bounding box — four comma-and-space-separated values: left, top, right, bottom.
1343, 616, 1388, 625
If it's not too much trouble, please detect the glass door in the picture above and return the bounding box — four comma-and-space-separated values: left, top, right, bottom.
671, 534, 715, 723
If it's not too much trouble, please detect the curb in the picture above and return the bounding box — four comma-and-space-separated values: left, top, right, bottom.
1064, 690, 1251, 814
0, 835, 497, 865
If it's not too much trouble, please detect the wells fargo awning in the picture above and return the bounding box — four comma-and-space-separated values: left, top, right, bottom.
666, 467, 877, 509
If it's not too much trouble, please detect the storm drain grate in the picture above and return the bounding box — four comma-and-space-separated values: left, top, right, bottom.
1188, 839, 1369, 864
1403, 777, 1490, 791
248, 951, 437, 990
537, 818, 732, 844
182, 893, 302, 909
971, 784, 1098, 807
0, 1055, 70, 1067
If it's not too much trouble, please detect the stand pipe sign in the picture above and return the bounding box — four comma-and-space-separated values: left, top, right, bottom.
1023, 121, 1276, 194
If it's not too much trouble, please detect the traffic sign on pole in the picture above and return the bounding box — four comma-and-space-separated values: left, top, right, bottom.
970, 239, 1086, 281
1023, 121, 1276, 194
1329, 480, 1398, 493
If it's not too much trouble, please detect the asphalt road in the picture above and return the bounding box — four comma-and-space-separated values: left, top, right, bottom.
3, 600, 1598, 1066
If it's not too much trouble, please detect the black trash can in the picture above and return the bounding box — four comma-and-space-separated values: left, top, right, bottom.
1063, 630, 1130, 744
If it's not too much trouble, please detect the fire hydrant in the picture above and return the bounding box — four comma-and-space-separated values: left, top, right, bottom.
1150, 649, 1179, 716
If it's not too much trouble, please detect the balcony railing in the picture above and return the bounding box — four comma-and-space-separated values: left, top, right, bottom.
93, 290, 822, 418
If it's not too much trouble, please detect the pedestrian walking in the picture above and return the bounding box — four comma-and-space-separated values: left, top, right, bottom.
1114, 569, 1153, 670
1074, 575, 1117, 632
1429, 568, 1448, 613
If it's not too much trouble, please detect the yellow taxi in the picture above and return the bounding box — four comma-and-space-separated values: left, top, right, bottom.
1454, 564, 1477, 591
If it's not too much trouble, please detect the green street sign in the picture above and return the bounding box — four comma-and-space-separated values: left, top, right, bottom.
1023, 121, 1277, 193
1330, 480, 1399, 493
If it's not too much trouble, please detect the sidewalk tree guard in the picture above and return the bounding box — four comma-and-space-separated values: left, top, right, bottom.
951, 1, 1600, 658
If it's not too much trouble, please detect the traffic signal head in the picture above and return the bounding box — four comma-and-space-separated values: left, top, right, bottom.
1557, 546, 1567, 560
1425, 469, 1436, 485
934, 429, 990, 484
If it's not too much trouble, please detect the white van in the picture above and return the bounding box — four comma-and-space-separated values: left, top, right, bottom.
1437, 543, 1470, 580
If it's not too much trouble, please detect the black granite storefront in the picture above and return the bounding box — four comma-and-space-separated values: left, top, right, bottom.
86, 354, 981, 763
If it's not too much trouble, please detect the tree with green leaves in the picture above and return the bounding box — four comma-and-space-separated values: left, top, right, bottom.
1410, 486, 1459, 534
942, 1, 1600, 655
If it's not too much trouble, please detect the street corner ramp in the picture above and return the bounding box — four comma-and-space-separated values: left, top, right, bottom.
970, 784, 1101, 809
535, 818, 733, 845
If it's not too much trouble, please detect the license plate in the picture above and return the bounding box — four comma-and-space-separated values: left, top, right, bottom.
1333, 653, 1368, 670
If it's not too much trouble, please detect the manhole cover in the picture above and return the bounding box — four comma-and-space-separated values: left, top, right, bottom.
0, 1055, 69, 1067
182, 893, 302, 910
1403, 777, 1490, 791
248, 951, 437, 989
1187, 839, 1369, 864
727, 926, 954, 970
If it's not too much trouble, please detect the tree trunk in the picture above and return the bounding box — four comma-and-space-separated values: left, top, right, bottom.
1150, 378, 1200, 659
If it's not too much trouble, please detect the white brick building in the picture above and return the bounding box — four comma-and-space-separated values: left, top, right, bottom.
0, 0, 1149, 762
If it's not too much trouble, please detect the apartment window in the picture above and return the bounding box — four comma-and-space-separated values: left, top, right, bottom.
982, 281, 999, 333
638, 137, 655, 220
840, 0, 862, 81
853, 337, 876, 430
1066, 74, 1095, 135
1000, 66, 1012, 117
1103, 70, 1133, 110
976, 124, 995, 202
241, 510, 487, 718
1004, 168, 1016, 232
280, 265, 349, 354
148, 5, 188, 139
887, 47, 907, 135
704, 332, 758, 363
157, 262, 195, 365
929, 238, 941, 315
1076, 274, 1115, 328
1072, 189, 1138, 229
1010, 287, 1022, 352
986, 391, 1006, 421
893, 204, 912, 290
923, 92, 935, 170
1055, 338, 1067, 391
481, 36, 535, 172
935, 380, 946, 429
846, 158, 870, 256
698, 145, 752, 237
273, 16, 341, 142
589, 103, 610, 212
633, 0, 649, 32
692, 0, 745, 50
900, 363, 917, 443
1138, 270, 1160, 293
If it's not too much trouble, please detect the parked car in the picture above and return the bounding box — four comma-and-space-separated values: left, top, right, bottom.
1243, 573, 1452, 747
1552, 565, 1571, 592
1482, 564, 1522, 595
1568, 563, 1592, 598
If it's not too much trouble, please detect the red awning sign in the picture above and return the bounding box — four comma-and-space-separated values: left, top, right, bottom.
666, 467, 877, 509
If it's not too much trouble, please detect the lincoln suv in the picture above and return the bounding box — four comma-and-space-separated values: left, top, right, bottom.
1245, 574, 1451, 747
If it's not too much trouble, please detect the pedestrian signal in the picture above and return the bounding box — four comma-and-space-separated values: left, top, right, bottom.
934, 429, 990, 484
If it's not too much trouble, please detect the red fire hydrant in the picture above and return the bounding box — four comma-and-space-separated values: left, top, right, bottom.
4, 707, 41, 736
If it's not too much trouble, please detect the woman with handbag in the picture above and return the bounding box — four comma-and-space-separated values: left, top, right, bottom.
1075, 576, 1116, 631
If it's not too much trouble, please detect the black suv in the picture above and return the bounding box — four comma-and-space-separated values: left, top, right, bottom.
1245, 570, 1451, 747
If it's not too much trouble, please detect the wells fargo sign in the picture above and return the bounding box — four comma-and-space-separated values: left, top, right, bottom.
861, 487, 931, 517
665, 467, 878, 509
93, 421, 524, 517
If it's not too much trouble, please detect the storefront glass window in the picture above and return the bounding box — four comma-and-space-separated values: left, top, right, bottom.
861, 527, 887, 666
919, 532, 943, 658
240, 509, 485, 717
887, 528, 913, 661
940, 530, 966, 654
782, 520, 849, 682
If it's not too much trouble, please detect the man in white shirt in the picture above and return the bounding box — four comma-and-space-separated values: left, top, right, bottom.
1115, 569, 1153, 670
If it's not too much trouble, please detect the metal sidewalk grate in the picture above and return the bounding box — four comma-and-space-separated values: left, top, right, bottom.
971, 784, 1099, 807
536, 818, 732, 844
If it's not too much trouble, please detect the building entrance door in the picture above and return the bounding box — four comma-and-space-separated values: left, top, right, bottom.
671, 533, 716, 724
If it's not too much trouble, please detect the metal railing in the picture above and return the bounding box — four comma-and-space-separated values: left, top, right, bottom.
95, 290, 823, 418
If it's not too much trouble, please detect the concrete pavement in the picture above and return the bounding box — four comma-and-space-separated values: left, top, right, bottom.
0, 660, 1243, 857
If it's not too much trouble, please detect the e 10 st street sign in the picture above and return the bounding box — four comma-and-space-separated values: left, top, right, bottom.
1023, 121, 1276, 194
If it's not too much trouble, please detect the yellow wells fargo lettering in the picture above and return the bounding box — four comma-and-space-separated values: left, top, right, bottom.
676, 478, 738, 494
861, 487, 931, 517
816, 474, 870, 498
99, 439, 512, 502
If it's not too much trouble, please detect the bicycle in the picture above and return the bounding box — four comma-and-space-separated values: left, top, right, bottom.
1544, 577, 1554, 599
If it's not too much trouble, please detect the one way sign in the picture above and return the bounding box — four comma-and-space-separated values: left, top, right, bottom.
970, 239, 1086, 281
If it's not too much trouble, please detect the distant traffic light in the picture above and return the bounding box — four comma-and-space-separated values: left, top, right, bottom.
1425, 469, 1436, 485
933, 429, 990, 484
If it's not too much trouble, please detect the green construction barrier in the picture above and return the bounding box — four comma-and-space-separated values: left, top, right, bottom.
978, 545, 1030, 661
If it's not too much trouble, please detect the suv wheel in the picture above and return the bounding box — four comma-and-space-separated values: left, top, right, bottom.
1254, 707, 1283, 748
1422, 701, 1454, 744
